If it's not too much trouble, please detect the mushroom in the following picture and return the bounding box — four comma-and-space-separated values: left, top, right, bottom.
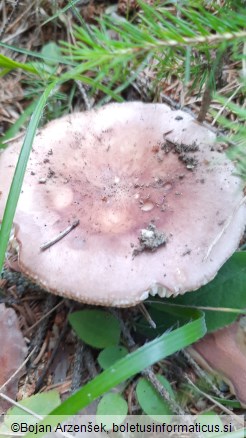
0, 102, 245, 306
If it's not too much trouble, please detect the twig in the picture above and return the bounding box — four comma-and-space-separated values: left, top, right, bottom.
75, 80, 91, 110
184, 374, 244, 425
147, 299, 245, 314
204, 196, 246, 261
0, 393, 42, 419
110, 309, 135, 349
28, 294, 58, 365
24, 300, 64, 336
40, 220, 79, 251
32, 338, 48, 366
212, 85, 242, 126
138, 303, 156, 329
160, 93, 181, 109
182, 349, 224, 398
34, 318, 69, 393
1, 132, 25, 145
141, 368, 185, 415
71, 340, 84, 392
84, 348, 98, 379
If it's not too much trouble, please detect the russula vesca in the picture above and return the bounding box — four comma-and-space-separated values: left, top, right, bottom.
0, 102, 245, 306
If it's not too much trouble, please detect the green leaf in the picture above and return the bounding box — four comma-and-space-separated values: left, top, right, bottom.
24, 309, 206, 438
96, 393, 128, 430
197, 412, 223, 437
136, 375, 175, 419
69, 310, 121, 349
152, 252, 246, 332
5, 391, 60, 425
41, 43, 63, 65
213, 397, 242, 408
97, 393, 128, 416
98, 346, 128, 369
0, 54, 38, 75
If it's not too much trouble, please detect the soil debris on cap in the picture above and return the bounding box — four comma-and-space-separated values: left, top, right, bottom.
162, 139, 199, 170
133, 223, 167, 257
174, 141, 199, 153
178, 154, 198, 170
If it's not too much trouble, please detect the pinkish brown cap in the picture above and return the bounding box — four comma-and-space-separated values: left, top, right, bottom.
0, 102, 245, 306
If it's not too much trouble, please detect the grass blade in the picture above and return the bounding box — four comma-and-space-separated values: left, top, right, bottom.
0, 100, 37, 149
0, 82, 57, 272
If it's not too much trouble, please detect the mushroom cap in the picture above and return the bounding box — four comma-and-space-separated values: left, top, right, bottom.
0, 102, 245, 306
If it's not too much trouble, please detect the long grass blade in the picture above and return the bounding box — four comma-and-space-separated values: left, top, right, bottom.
0, 82, 57, 272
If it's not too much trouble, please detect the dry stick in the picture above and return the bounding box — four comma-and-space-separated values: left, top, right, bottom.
110, 309, 135, 349
147, 299, 244, 314
184, 375, 244, 426
34, 302, 75, 393
71, 340, 85, 392
34, 318, 69, 393
138, 303, 156, 329
28, 294, 58, 365
1, 132, 25, 145
197, 49, 225, 123
32, 338, 48, 366
24, 300, 64, 336
182, 350, 224, 398
0, 347, 36, 393
0, 393, 42, 418
141, 368, 185, 416
212, 85, 242, 126
75, 80, 91, 111
84, 348, 98, 379
40, 220, 79, 251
